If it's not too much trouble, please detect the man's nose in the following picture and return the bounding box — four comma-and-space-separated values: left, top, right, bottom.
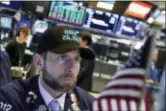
65, 58, 74, 70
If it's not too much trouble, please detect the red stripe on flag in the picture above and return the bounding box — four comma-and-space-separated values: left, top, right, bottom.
117, 98, 121, 111
114, 74, 145, 80
104, 85, 142, 91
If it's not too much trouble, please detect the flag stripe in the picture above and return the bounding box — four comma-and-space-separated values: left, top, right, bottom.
98, 96, 139, 101
107, 98, 111, 111
105, 85, 142, 91
100, 89, 142, 98
106, 79, 144, 88
111, 99, 118, 111
98, 98, 102, 111
117, 98, 122, 111
113, 68, 145, 78
92, 101, 98, 111
120, 99, 128, 111
101, 98, 108, 111
126, 99, 130, 111
130, 100, 137, 111
115, 74, 145, 80
140, 99, 146, 111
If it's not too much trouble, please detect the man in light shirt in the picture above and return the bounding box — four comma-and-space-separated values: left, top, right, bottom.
0, 26, 95, 111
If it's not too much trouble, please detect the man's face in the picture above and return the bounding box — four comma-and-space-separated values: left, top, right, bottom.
152, 51, 158, 63
79, 38, 87, 48
19, 31, 28, 42
42, 50, 81, 92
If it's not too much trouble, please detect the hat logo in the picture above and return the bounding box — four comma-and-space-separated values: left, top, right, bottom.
62, 29, 79, 42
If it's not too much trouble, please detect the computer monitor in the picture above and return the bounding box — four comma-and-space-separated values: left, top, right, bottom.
33, 20, 49, 34
83, 8, 119, 34
48, 1, 86, 26
0, 16, 12, 29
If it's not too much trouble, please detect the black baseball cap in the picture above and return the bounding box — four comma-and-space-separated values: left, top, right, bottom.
37, 26, 95, 59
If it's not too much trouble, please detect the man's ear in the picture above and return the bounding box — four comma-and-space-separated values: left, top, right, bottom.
33, 54, 44, 71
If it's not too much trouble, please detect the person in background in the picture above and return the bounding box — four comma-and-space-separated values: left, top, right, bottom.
155, 65, 165, 111
146, 49, 160, 93
146, 49, 158, 85
76, 32, 96, 92
5, 26, 30, 66
0, 26, 95, 111
0, 45, 12, 87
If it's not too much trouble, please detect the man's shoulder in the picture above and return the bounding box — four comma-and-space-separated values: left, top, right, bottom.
0, 76, 39, 98
75, 86, 95, 103
0, 76, 39, 110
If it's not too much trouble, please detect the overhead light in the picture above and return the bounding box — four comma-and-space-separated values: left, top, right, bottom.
128, 2, 151, 15
125, 1, 152, 20
97, 2, 114, 10
1, 1, 10, 5
147, 17, 154, 24
161, 10, 165, 15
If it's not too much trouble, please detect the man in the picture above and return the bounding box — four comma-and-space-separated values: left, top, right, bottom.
146, 49, 161, 96
0, 26, 95, 111
76, 32, 96, 92
5, 26, 30, 66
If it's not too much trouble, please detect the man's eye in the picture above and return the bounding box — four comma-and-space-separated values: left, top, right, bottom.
59, 55, 67, 60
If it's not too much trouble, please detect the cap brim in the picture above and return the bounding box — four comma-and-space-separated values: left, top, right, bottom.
51, 42, 95, 60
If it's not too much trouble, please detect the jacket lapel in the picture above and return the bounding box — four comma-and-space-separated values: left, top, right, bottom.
25, 76, 49, 111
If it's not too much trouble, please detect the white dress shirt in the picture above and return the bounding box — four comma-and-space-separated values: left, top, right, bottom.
38, 77, 66, 110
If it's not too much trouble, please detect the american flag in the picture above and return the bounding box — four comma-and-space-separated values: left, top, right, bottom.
90, 35, 154, 111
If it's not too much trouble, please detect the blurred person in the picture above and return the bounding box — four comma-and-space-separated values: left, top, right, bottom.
155, 65, 165, 111
0, 26, 95, 111
0, 45, 12, 86
5, 26, 30, 66
146, 48, 163, 108
146, 49, 158, 85
76, 32, 96, 92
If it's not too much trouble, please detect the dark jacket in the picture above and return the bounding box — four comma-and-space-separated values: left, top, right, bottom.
0, 48, 12, 86
0, 75, 95, 111
5, 38, 26, 66
77, 47, 95, 92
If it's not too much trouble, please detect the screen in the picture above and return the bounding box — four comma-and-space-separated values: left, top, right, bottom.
0, 17, 12, 29
16, 20, 31, 29
48, 1, 86, 26
160, 32, 166, 38
33, 20, 48, 33
83, 8, 119, 33
125, 1, 152, 20
115, 16, 146, 39
0, 1, 21, 10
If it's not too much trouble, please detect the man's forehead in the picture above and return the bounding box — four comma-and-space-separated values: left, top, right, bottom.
48, 49, 80, 56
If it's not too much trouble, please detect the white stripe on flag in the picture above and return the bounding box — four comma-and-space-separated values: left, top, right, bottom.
130, 100, 137, 111
101, 99, 108, 111
140, 98, 146, 111
100, 89, 141, 98
120, 99, 128, 111
92, 101, 98, 111
111, 99, 118, 111
113, 68, 145, 79
106, 78, 144, 88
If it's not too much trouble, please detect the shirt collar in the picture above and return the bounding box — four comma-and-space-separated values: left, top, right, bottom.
38, 77, 66, 110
